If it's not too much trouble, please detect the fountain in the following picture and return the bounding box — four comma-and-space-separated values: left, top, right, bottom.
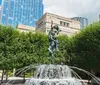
25, 65, 83, 85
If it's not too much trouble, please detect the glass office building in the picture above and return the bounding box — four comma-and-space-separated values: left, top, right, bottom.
71, 17, 88, 29
0, 0, 44, 27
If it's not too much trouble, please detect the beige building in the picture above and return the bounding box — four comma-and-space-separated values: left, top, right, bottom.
17, 24, 35, 32
36, 13, 80, 36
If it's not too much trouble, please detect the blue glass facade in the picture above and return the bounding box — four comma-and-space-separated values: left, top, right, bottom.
71, 17, 88, 29
0, 0, 44, 27
0, 0, 2, 5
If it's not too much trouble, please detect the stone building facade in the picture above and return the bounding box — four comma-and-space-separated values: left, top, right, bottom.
17, 24, 35, 32
36, 13, 80, 36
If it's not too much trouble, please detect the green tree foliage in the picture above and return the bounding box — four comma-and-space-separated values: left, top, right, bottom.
0, 25, 69, 70
0, 25, 19, 70
56, 35, 69, 64
0, 21, 100, 72
69, 22, 100, 70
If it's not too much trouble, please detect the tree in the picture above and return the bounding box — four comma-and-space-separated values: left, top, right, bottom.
69, 22, 100, 71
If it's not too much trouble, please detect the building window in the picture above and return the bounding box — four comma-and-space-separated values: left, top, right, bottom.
66, 23, 69, 27
60, 21, 62, 25
60, 21, 69, 27
64, 22, 66, 26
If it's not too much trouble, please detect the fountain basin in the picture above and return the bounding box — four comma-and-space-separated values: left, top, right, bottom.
25, 78, 83, 85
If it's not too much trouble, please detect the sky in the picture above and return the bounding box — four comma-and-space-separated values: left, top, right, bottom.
43, 0, 100, 24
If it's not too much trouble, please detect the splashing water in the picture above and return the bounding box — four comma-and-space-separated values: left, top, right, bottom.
5, 64, 100, 85
25, 65, 83, 85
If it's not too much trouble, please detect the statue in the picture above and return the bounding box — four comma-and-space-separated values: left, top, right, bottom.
48, 21, 61, 64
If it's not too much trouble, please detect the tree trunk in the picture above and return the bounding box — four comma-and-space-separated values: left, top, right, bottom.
6, 70, 8, 81
33, 70, 34, 76
1, 70, 4, 82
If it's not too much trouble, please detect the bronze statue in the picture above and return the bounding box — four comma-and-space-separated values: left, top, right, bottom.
48, 21, 61, 64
